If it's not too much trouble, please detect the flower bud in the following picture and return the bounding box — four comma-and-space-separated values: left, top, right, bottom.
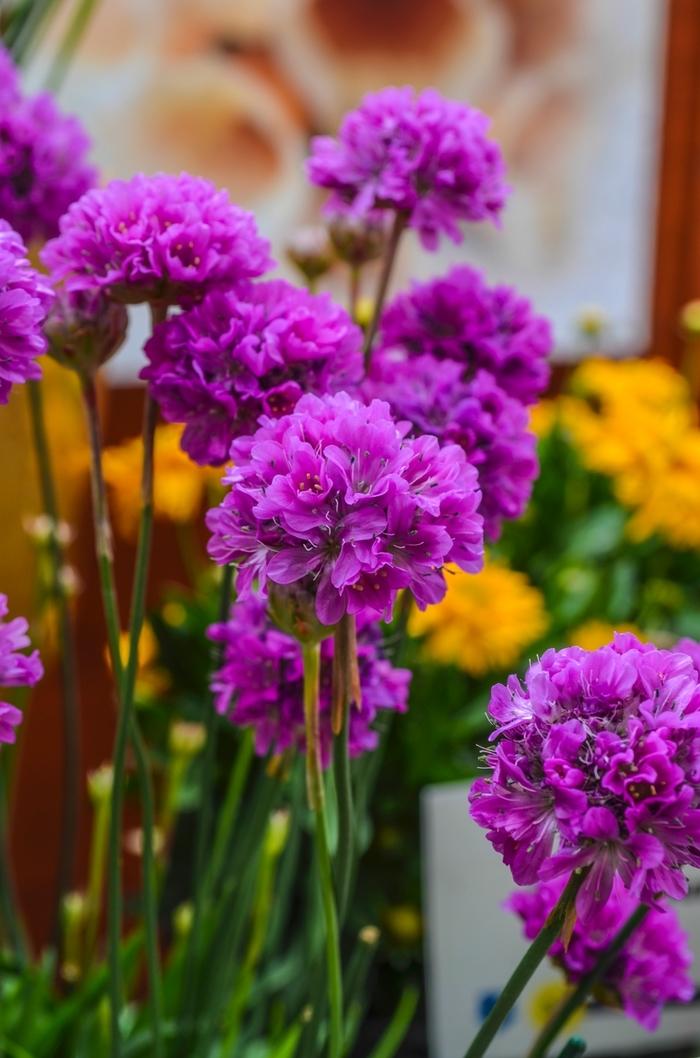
328, 214, 387, 267
173, 902, 193, 940
265, 809, 290, 858
680, 298, 700, 338
575, 304, 607, 340
358, 924, 380, 946
169, 721, 206, 758
87, 763, 114, 804
286, 225, 334, 285
45, 288, 128, 378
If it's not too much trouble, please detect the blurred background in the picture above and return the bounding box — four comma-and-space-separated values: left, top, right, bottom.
6, 1, 700, 1053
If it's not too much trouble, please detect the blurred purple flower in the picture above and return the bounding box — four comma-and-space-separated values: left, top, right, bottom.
206, 390, 483, 626
142, 280, 362, 465
307, 86, 508, 250
380, 265, 551, 406
0, 219, 53, 403
508, 876, 694, 1030
364, 352, 538, 540
470, 634, 700, 921
41, 172, 272, 306
208, 590, 410, 765
0, 592, 43, 745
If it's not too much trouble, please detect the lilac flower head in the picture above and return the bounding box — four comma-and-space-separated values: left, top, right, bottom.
307, 86, 508, 250
508, 877, 694, 1030
41, 172, 272, 306
470, 633, 700, 921
208, 590, 410, 765
142, 280, 363, 465
0, 220, 53, 403
380, 265, 552, 406
206, 390, 484, 626
0, 592, 43, 745
364, 351, 538, 540
0, 80, 96, 244
45, 287, 128, 377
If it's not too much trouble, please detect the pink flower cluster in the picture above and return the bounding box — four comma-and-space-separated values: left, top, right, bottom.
470, 634, 700, 921
0, 592, 43, 744
207, 391, 484, 626
0, 219, 53, 403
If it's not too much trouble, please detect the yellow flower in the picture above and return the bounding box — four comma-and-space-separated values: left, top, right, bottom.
102, 424, 220, 539
569, 620, 644, 651
409, 561, 548, 676
105, 621, 169, 699
529, 399, 558, 439
627, 431, 700, 549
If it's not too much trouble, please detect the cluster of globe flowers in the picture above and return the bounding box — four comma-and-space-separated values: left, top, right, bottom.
1, 45, 697, 1044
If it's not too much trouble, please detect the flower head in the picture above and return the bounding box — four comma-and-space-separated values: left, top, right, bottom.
102, 424, 219, 539
307, 87, 508, 250
0, 220, 53, 403
365, 352, 538, 540
41, 172, 272, 305
410, 561, 547, 675
469, 633, 700, 920
208, 590, 410, 765
380, 266, 552, 407
508, 877, 694, 1030
0, 51, 95, 243
45, 287, 128, 377
0, 592, 43, 745
207, 390, 483, 627
142, 280, 362, 465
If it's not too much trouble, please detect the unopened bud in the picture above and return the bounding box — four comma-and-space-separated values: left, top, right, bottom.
169, 721, 206, 758
87, 763, 113, 804
124, 826, 165, 857
680, 299, 700, 338
173, 902, 193, 940
575, 304, 607, 340
45, 288, 128, 378
265, 810, 290, 858
358, 924, 380, 947
328, 214, 387, 267
23, 514, 73, 546
286, 226, 334, 285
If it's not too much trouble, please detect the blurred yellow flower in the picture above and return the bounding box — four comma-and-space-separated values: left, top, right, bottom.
569, 620, 645, 651
529, 399, 557, 438
627, 432, 700, 549
105, 621, 169, 699
409, 561, 548, 676
103, 424, 220, 539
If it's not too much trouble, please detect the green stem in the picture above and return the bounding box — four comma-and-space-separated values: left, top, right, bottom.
205, 726, 254, 899
367, 985, 420, 1058
349, 266, 361, 323
26, 378, 81, 949
180, 562, 234, 1021
526, 905, 649, 1058
303, 640, 343, 1058
333, 710, 354, 923
104, 309, 163, 1057
362, 211, 408, 369
0, 768, 28, 961
462, 870, 588, 1058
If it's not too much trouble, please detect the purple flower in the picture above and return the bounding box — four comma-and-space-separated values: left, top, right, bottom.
380, 266, 552, 406
508, 877, 694, 1030
208, 590, 410, 765
206, 390, 484, 626
0, 592, 43, 745
307, 86, 508, 250
142, 280, 362, 465
41, 172, 272, 306
0, 220, 53, 403
469, 634, 700, 921
364, 352, 538, 540
0, 52, 96, 243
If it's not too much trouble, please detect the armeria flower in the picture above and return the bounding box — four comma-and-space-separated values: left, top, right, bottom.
379, 266, 552, 406
0, 592, 43, 745
206, 391, 484, 627
0, 219, 53, 403
0, 48, 95, 244
208, 590, 411, 765
142, 280, 362, 465
508, 877, 694, 1030
307, 86, 508, 250
364, 352, 537, 540
469, 633, 700, 921
409, 560, 547, 676
41, 172, 272, 306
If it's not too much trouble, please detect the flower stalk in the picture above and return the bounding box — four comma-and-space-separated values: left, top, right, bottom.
303, 639, 343, 1058
462, 870, 588, 1058
526, 905, 650, 1058
363, 210, 408, 367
